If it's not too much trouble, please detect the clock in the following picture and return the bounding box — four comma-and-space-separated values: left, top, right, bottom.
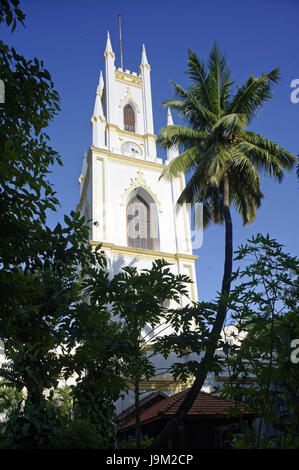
121, 141, 142, 157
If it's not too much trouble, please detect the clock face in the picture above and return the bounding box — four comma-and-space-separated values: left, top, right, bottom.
121, 141, 142, 157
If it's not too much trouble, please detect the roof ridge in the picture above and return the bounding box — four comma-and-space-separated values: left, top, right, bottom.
117, 391, 168, 421
196, 390, 246, 406
158, 389, 189, 414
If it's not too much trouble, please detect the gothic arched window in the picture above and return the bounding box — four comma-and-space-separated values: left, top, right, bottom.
124, 104, 135, 133
127, 196, 152, 250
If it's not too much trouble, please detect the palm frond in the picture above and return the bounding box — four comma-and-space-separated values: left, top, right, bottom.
210, 113, 248, 135
207, 43, 232, 116
178, 171, 225, 227
187, 49, 214, 112
227, 155, 263, 224
163, 83, 217, 128
229, 69, 280, 121
231, 182, 263, 225
239, 130, 296, 181
159, 146, 200, 181
158, 125, 207, 151
229, 149, 261, 187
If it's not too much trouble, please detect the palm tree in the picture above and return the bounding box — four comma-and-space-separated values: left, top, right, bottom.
149, 45, 295, 448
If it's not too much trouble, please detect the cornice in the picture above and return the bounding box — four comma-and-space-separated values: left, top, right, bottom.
106, 123, 157, 141
89, 241, 198, 262
115, 69, 142, 88
90, 145, 164, 171
127, 377, 194, 392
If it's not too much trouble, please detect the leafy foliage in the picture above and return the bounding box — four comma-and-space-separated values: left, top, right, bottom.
0, 11, 115, 448
0, 0, 25, 32
153, 300, 224, 382
52, 386, 73, 420
0, 214, 98, 400
71, 258, 193, 448
215, 234, 299, 448
49, 419, 105, 449
1, 400, 65, 449
0, 218, 107, 448
0, 38, 64, 354
62, 251, 126, 449
118, 434, 154, 449
0, 379, 23, 418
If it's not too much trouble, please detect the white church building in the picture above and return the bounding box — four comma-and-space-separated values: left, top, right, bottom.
76, 33, 204, 413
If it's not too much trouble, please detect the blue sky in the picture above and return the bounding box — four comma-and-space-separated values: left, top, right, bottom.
2, 0, 298, 301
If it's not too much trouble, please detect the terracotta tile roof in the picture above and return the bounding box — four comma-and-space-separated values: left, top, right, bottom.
161, 389, 248, 416
117, 391, 168, 424
118, 388, 250, 431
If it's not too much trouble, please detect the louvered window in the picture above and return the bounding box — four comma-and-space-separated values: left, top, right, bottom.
127, 196, 152, 250
124, 104, 135, 132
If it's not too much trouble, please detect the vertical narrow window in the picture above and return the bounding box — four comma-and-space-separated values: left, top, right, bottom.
127, 196, 152, 250
124, 104, 135, 132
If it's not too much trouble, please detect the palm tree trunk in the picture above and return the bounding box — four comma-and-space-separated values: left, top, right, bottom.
149, 174, 233, 449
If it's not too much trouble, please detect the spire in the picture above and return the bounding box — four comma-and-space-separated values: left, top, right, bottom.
104, 31, 115, 130
93, 83, 104, 118
141, 44, 148, 65
91, 72, 106, 148
96, 70, 104, 97
166, 109, 179, 162
104, 31, 115, 59
167, 108, 174, 126
140, 44, 151, 71
139, 43, 155, 157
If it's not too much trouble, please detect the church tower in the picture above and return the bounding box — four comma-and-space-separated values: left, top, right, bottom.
77, 32, 198, 301
77, 34, 198, 402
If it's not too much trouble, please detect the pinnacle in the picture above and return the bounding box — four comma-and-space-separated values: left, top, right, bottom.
141, 43, 149, 66
105, 30, 114, 55
167, 108, 174, 126
97, 70, 104, 96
